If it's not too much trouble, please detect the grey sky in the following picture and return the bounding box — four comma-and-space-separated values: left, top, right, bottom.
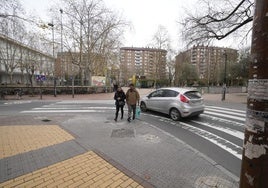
19, 0, 246, 50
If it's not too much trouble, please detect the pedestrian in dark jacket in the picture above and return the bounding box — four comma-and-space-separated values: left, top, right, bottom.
126, 83, 140, 122
114, 86, 126, 121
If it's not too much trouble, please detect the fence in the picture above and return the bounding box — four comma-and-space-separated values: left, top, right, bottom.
0, 85, 113, 99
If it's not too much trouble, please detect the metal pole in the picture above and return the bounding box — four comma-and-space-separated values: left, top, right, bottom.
48, 23, 57, 97
222, 51, 227, 101
60, 9, 63, 86
239, 0, 268, 187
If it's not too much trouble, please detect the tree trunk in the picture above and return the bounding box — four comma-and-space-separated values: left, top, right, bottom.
239, 0, 268, 187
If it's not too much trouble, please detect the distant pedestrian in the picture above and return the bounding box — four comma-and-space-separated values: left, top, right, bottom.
114, 86, 126, 121
126, 83, 140, 122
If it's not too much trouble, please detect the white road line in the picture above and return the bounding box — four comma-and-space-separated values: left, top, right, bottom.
191, 120, 244, 140
20, 110, 107, 113
178, 122, 242, 159
205, 108, 246, 118
204, 111, 245, 122
205, 106, 245, 113
33, 107, 115, 110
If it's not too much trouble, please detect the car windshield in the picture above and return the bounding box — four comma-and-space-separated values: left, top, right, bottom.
184, 91, 202, 99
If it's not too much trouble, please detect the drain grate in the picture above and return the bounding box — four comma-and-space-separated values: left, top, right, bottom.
111, 128, 135, 138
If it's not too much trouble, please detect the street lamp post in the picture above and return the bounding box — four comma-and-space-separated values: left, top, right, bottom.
48, 22, 57, 97
60, 9, 63, 86
222, 51, 227, 101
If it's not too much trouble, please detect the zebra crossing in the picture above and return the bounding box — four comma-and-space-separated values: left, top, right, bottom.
20, 101, 116, 114
21, 102, 246, 160
145, 105, 246, 160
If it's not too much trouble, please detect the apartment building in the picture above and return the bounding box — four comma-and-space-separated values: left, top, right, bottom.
175, 45, 238, 86
120, 47, 167, 85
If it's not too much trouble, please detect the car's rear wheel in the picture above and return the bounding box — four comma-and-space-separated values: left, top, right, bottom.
140, 102, 147, 112
170, 108, 181, 121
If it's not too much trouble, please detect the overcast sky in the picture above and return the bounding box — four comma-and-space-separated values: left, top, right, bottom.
19, 0, 245, 51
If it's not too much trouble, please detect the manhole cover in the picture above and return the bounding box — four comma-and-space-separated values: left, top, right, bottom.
42, 119, 51, 122
111, 128, 135, 138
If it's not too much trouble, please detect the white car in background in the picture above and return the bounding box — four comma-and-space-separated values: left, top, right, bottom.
140, 87, 204, 121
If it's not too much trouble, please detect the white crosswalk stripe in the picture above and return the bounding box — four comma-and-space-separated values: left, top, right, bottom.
204, 106, 246, 122
20, 102, 116, 113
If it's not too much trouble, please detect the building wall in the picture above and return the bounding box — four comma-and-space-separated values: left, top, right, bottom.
175, 45, 238, 86
0, 34, 55, 85
120, 47, 167, 84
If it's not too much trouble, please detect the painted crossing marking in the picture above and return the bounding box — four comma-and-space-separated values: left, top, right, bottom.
191, 120, 244, 140
178, 122, 242, 159
20, 103, 116, 113
21, 110, 107, 113
204, 106, 246, 122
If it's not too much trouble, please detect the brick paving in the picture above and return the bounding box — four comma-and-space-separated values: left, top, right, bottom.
0, 123, 150, 187
0, 125, 74, 159
0, 151, 144, 188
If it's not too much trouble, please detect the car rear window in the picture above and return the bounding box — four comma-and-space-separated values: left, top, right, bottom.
163, 90, 179, 97
184, 91, 202, 99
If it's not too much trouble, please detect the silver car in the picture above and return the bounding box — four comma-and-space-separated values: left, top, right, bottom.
140, 87, 204, 121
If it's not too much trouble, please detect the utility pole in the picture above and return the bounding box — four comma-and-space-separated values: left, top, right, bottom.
48, 23, 56, 97
239, 0, 268, 187
60, 9, 63, 86
222, 51, 227, 101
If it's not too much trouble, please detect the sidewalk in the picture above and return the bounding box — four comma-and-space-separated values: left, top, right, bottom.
3, 87, 248, 104
0, 89, 244, 187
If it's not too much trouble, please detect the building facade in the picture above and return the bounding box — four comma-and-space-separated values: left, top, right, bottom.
175, 45, 238, 86
0, 34, 55, 86
120, 47, 167, 85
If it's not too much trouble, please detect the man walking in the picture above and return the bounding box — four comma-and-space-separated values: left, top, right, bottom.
126, 83, 140, 122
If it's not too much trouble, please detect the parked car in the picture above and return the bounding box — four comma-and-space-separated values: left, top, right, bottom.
140, 87, 204, 121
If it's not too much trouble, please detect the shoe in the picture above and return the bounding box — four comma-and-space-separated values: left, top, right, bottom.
114, 118, 117, 122
127, 117, 131, 122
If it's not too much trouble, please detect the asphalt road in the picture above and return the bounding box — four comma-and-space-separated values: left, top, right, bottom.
0, 99, 246, 178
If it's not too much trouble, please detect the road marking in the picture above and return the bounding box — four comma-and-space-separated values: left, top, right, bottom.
191, 120, 244, 140
205, 106, 245, 113
205, 108, 246, 118
204, 111, 245, 122
20, 110, 107, 113
200, 114, 244, 127
178, 122, 242, 159
33, 107, 115, 110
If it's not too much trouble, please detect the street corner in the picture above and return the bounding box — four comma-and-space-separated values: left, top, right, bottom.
0, 125, 74, 159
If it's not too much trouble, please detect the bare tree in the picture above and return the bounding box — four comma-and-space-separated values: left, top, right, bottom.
180, 0, 254, 46
150, 25, 170, 86
49, 0, 128, 86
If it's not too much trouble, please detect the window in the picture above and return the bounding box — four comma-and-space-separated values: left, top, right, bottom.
163, 90, 178, 97
184, 91, 201, 99
149, 90, 164, 97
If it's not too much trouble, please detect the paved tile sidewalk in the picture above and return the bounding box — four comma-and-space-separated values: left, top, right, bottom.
0, 124, 150, 188
0, 151, 144, 188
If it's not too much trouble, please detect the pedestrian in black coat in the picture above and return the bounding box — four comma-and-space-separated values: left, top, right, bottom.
114, 87, 126, 121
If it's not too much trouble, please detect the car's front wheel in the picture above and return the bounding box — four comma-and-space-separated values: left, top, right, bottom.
140, 102, 147, 112
170, 108, 181, 121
